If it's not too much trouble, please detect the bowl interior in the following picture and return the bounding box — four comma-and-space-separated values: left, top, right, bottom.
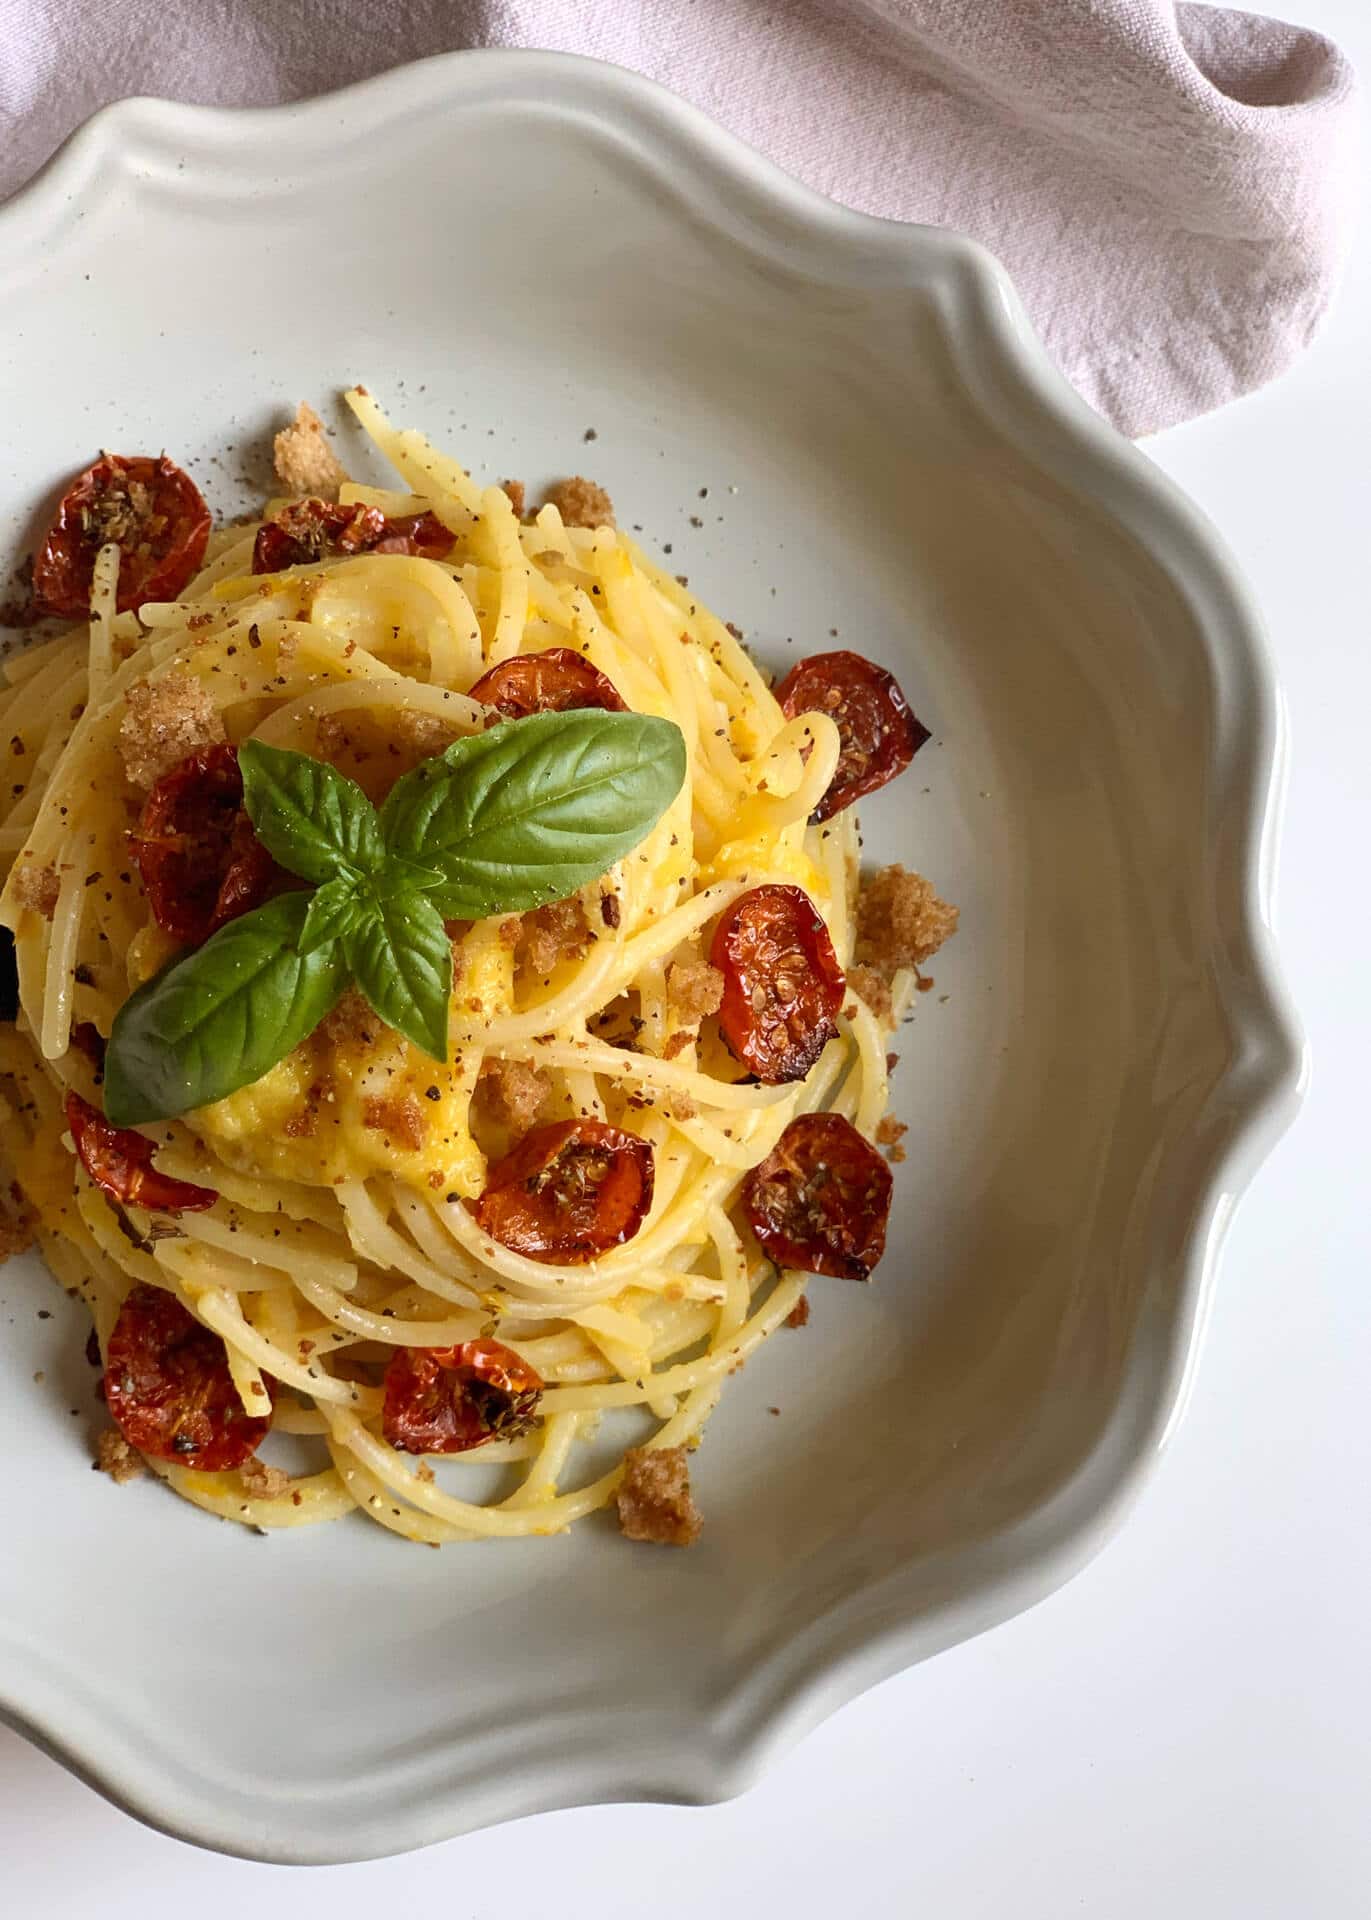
0, 60, 1261, 1858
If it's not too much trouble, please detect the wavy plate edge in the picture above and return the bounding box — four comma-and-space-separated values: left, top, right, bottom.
0, 48, 1306, 1862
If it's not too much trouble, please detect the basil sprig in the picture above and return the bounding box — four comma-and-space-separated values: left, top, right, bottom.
103, 710, 685, 1126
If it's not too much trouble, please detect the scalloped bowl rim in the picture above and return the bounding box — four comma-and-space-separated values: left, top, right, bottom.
0, 49, 1305, 1862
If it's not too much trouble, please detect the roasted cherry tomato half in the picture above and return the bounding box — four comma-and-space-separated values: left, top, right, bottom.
33, 454, 211, 618
130, 743, 274, 947
66, 1092, 218, 1214
471, 1118, 654, 1264
711, 884, 845, 1084
382, 1338, 544, 1455
775, 649, 929, 823
104, 1281, 270, 1469
742, 1112, 893, 1281
468, 646, 628, 719
251, 498, 453, 573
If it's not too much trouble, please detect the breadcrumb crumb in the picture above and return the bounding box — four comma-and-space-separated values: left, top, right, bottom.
273, 402, 346, 496
666, 958, 724, 1021
95, 1428, 145, 1484
362, 1094, 427, 1151
239, 1456, 290, 1498
500, 479, 526, 518
854, 865, 958, 998
616, 1445, 702, 1546
543, 477, 615, 530
785, 1294, 810, 1329
519, 899, 589, 977
876, 1115, 908, 1164
118, 670, 226, 790
477, 1057, 552, 1135
10, 858, 59, 920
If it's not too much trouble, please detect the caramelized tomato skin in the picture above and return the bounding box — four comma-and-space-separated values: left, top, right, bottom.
468, 647, 627, 719
775, 649, 929, 822
382, 1339, 544, 1455
471, 1119, 654, 1264
743, 1112, 893, 1281
130, 743, 273, 947
66, 1092, 218, 1214
711, 884, 845, 1084
251, 499, 453, 573
34, 454, 211, 618
104, 1282, 270, 1470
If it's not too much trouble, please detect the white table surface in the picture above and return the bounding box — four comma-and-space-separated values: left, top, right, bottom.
3, 5, 1368, 1912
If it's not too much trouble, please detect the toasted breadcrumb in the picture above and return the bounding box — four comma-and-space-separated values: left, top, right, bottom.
666, 958, 724, 1021
11, 858, 60, 920
662, 1091, 698, 1122
273, 402, 346, 496
847, 963, 892, 1025
500, 479, 526, 518
854, 865, 958, 994
118, 670, 226, 791
362, 1094, 427, 1151
519, 899, 589, 977
477, 1057, 552, 1134
394, 708, 459, 758
876, 1115, 908, 1164
415, 1460, 435, 1484
785, 1294, 811, 1329
616, 1445, 702, 1546
95, 1428, 145, 1484
543, 477, 615, 530
317, 989, 379, 1051
239, 1456, 290, 1498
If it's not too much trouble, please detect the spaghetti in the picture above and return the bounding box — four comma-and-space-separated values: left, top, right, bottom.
0, 391, 956, 1546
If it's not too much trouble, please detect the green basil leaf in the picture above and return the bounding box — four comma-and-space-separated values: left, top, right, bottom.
299, 875, 368, 955
239, 739, 385, 885
378, 710, 686, 919
344, 890, 452, 1062
103, 893, 349, 1126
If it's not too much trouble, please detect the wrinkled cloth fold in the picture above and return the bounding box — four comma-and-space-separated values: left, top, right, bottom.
0, 0, 1359, 434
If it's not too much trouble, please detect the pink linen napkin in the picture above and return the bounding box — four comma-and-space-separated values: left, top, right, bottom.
0, 1, 1359, 436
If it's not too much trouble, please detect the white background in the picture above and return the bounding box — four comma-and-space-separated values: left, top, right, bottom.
3, 3, 1368, 1912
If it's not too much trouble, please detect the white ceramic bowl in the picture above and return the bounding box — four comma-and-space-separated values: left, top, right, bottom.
0, 51, 1303, 1862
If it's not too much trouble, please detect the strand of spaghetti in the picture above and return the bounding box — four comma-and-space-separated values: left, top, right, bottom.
250, 671, 484, 747
290, 1267, 482, 1347
39, 824, 90, 1058
192, 1286, 383, 1409
173, 1210, 360, 1292
484, 1032, 794, 1110
85, 543, 120, 708
482, 487, 531, 666
343, 387, 484, 522
540, 1268, 805, 1414
501, 1411, 583, 1508
325, 1437, 474, 1543
336, 1180, 484, 1308
149, 1459, 354, 1528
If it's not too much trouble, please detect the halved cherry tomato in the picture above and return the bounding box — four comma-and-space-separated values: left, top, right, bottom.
104, 1281, 270, 1469
382, 1338, 544, 1455
251, 499, 453, 574
471, 1118, 654, 1263
775, 649, 930, 822
711, 884, 845, 1084
130, 743, 274, 947
33, 454, 211, 618
66, 1092, 218, 1213
742, 1112, 893, 1281
468, 647, 627, 719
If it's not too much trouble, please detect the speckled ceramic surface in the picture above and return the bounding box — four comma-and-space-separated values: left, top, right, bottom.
0, 51, 1303, 1863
